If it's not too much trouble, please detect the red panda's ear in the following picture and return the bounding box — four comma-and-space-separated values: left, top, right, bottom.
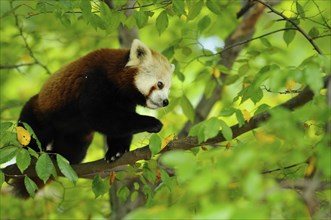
126, 39, 152, 67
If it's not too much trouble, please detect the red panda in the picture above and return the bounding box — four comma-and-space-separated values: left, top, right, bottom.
14, 39, 174, 197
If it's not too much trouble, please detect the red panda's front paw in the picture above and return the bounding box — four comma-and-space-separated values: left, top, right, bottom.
147, 119, 163, 133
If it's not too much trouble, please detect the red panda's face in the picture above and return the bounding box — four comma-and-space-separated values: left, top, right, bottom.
126, 39, 175, 109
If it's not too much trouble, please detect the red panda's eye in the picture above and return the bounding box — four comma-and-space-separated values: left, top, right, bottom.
157, 81, 164, 89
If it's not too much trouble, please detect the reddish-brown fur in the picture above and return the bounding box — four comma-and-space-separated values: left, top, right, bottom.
38, 49, 138, 113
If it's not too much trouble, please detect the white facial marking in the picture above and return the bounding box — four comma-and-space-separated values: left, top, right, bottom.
127, 39, 175, 109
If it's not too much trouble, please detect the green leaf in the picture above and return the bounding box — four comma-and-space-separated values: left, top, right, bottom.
92, 174, 109, 198
250, 87, 263, 104
135, 10, 148, 28
27, 147, 39, 158
236, 110, 245, 127
156, 10, 168, 35
16, 149, 31, 173
303, 63, 323, 95
80, 0, 92, 19
181, 46, 192, 56
0, 171, 4, 189
24, 176, 38, 198
204, 79, 217, 99
189, 117, 220, 143
59, 0, 73, 10
219, 120, 233, 141
308, 27, 319, 39
220, 107, 236, 117
238, 63, 250, 75
0, 146, 18, 164
187, 0, 203, 21
149, 134, 162, 156
161, 151, 197, 183
189, 122, 205, 143
198, 15, 211, 32
181, 95, 195, 123
260, 38, 272, 48
35, 153, 54, 183
56, 154, 78, 184
117, 185, 130, 203
296, 1, 305, 18
203, 117, 221, 141
172, 0, 185, 16
160, 168, 172, 190
206, 0, 222, 14
254, 104, 270, 116
0, 122, 13, 133
162, 46, 175, 59
0, 131, 20, 148
283, 29, 296, 46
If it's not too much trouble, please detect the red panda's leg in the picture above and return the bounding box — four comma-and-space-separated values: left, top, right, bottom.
18, 95, 53, 152
105, 135, 132, 162
51, 132, 93, 164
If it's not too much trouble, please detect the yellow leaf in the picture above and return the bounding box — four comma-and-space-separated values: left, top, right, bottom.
255, 131, 275, 144
304, 155, 316, 178
109, 171, 116, 185
243, 82, 250, 88
212, 67, 220, 78
161, 134, 175, 150
225, 142, 231, 150
242, 109, 251, 122
286, 79, 296, 91
16, 126, 31, 146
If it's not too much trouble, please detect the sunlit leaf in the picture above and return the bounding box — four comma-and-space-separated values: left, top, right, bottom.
161, 134, 175, 150
149, 134, 162, 156
242, 109, 251, 123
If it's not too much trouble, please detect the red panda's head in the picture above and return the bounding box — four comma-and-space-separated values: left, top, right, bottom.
126, 39, 174, 109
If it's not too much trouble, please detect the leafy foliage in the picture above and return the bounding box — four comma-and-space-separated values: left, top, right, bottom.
0, 0, 330, 219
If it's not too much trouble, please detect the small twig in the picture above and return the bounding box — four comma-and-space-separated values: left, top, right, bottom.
261, 85, 302, 94
0, 63, 36, 69
261, 162, 306, 174
220, 27, 297, 55
254, 0, 323, 55
10, 2, 51, 74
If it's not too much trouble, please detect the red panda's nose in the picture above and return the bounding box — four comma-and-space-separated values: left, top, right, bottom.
163, 99, 169, 107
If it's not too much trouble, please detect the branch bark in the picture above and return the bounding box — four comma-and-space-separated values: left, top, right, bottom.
4, 75, 329, 180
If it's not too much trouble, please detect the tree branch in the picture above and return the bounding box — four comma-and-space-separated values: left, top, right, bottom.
10, 1, 51, 74
3, 75, 329, 180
